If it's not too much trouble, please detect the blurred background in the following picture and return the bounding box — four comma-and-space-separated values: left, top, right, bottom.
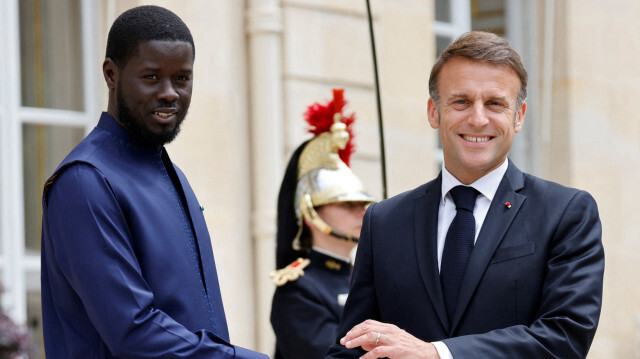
0, 0, 638, 357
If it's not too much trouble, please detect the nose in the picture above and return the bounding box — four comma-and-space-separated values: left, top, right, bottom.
468, 102, 489, 127
158, 79, 179, 103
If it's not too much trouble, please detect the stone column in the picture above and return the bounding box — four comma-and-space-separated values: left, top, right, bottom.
246, 0, 284, 353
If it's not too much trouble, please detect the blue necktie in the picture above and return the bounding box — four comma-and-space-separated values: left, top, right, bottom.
441, 185, 479, 321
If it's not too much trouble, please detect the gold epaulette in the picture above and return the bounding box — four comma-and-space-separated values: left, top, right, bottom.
270, 258, 311, 287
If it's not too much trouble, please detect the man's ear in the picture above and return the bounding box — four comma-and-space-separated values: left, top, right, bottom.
514, 101, 526, 133
427, 98, 440, 129
103, 58, 118, 91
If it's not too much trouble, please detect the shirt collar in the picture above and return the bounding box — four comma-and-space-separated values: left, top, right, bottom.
441, 159, 509, 202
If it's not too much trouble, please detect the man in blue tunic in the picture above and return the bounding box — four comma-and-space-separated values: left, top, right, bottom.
40, 5, 269, 358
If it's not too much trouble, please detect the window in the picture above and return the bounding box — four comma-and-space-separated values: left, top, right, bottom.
434, 0, 472, 53
471, 0, 505, 35
0, 1, 99, 356
433, 0, 471, 166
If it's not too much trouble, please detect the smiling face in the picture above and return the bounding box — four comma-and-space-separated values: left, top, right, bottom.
104, 40, 194, 145
428, 56, 526, 184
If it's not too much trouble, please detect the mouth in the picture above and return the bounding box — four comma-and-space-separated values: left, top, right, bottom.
461, 135, 492, 143
151, 109, 179, 125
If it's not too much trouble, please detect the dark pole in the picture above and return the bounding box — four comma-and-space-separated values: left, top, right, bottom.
365, 0, 388, 200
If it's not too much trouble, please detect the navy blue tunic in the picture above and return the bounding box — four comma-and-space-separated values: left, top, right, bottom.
41, 113, 267, 358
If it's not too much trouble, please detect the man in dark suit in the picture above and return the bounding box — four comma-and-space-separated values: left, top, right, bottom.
325, 31, 604, 359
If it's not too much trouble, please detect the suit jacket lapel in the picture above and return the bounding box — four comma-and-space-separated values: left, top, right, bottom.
451, 161, 527, 332
414, 174, 450, 330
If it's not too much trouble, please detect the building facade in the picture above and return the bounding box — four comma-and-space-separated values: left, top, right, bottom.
0, 0, 637, 357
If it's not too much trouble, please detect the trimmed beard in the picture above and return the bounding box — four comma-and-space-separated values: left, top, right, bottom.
116, 86, 185, 146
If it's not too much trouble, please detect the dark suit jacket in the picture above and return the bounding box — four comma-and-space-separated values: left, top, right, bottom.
326, 161, 604, 358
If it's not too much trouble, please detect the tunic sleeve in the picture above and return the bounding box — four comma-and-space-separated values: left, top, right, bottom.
42, 163, 267, 359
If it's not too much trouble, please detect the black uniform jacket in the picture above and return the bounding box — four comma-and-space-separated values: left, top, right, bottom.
271, 250, 351, 359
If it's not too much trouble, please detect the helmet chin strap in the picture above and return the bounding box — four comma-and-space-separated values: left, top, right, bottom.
300, 194, 359, 244
328, 229, 359, 243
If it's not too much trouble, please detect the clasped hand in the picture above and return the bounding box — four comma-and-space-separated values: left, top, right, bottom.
340, 319, 440, 359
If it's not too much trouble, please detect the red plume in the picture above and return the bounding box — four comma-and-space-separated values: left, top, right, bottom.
332, 88, 345, 115
303, 88, 356, 166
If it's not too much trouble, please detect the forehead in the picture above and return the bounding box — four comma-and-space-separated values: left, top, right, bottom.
438, 57, 520, 99
125, 40, 194, 69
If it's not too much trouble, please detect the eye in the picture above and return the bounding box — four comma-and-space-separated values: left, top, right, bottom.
176, 75, 191, 82
143, 74, 158, 81
451, 99, 469, 109
487, 99, 507, 108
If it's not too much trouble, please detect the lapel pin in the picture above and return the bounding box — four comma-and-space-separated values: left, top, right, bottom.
504, 202, 511, 209
200, 205, 205, 212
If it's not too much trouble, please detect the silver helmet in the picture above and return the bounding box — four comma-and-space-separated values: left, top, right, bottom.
292, 90, 375, 250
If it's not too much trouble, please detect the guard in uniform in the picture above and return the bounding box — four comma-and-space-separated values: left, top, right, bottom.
270, 89, 375, 359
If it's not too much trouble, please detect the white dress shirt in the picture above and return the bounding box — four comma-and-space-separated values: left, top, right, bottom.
432, 159, 509, 359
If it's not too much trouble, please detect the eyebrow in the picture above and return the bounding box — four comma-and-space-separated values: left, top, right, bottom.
488, 95, 509, 102
446, 93, 511, 103
140, 67, 193, 73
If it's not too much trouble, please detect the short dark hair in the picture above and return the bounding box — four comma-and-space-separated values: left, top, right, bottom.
105, 5, 195, 68
429, 31, 528, 109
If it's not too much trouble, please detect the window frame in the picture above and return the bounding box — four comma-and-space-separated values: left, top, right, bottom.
0, 0, 100, 326
433, 0, 471, 166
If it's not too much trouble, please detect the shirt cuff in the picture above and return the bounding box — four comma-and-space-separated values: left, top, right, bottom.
432, 341, 454, 359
